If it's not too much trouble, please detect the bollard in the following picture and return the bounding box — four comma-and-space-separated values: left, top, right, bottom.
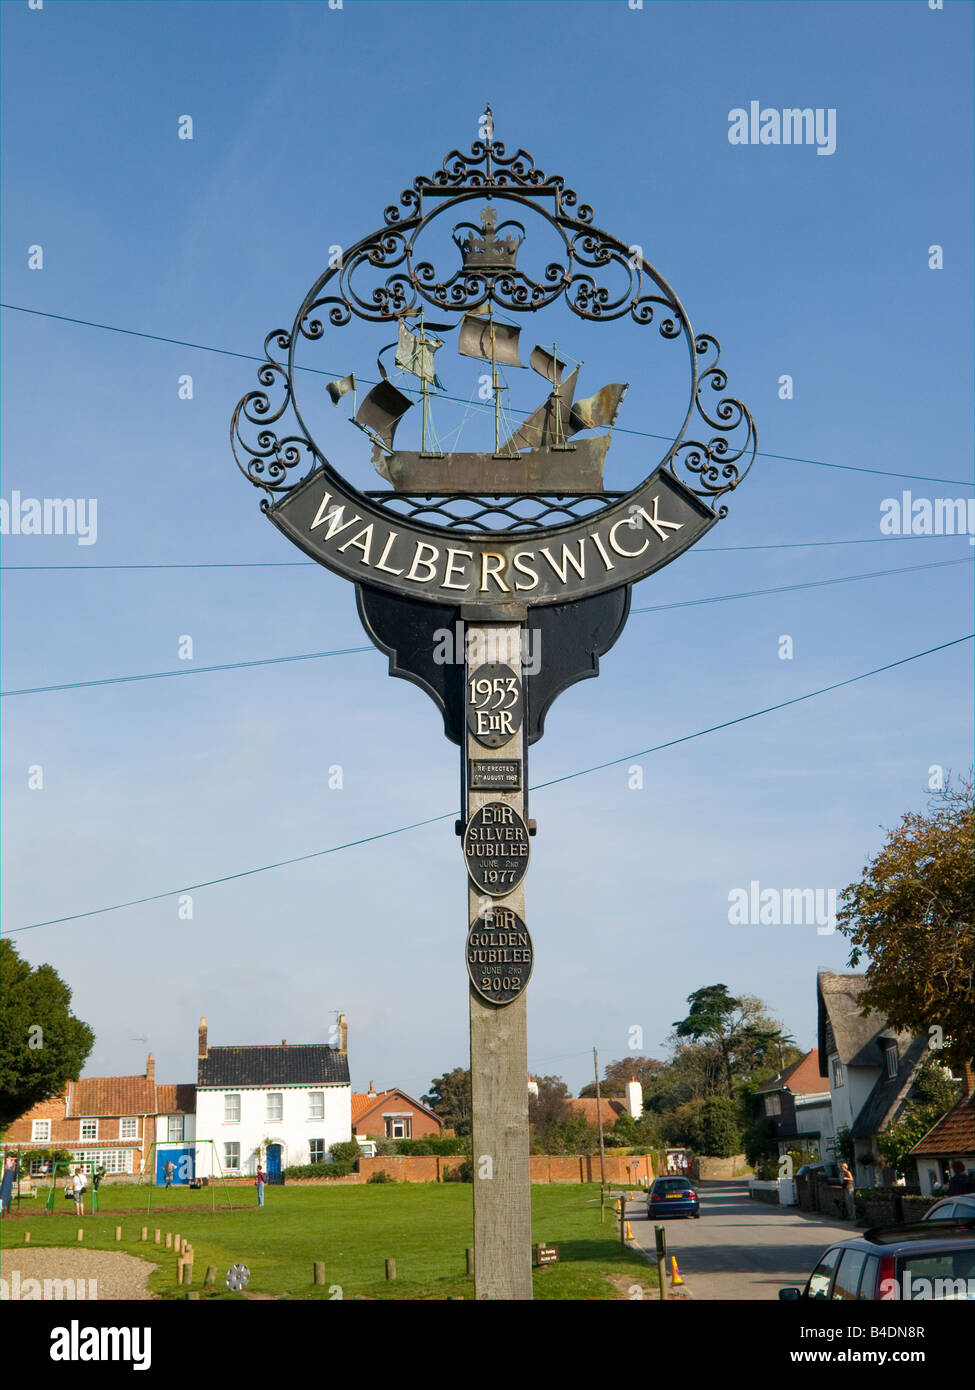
24, 1232, 31, 1244
183, 1260, 194, 1287
77, 1228, 84, 1242
385, 1258, 396, 1281
177, 1257, 185, 1285
154, 1229, 161, 1244
174, 1232, 181, 1251
465, 1246, 474, 1276
186, 1291, 200, 1300
115, 1226, 122, 1241
204, 1266, 217, 1290
313, 1261, 326, 1286
654, 1224, 668, 1301
165, 1233, 173, 1249
141, 1227, 148, 1241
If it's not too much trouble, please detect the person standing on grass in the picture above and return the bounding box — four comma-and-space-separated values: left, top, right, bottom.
164, 1159, 176, 1188
1, 1155, 18, 1217
256, 1165, 266, 1208
71, 1167, 86, 1217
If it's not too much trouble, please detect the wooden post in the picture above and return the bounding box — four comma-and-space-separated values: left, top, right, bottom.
24, 1232, 30, 1244
186, 1291, 200, 1300
177, 1257, 185, 1284
183, 1259, 194, 1287
467, 621, 533, 1301
165, 1233, 172, 1249
655, 1224, 668, 1301
141, 1226, 148, 1241
385, 1258, 396, 1280
154, 1229, 161, 1244
313, 1262, 325, 1286
115, 1226, 122, 1241
204, 1266, 217, 1290
594, 1046, 607, 1189
619, 1194, 626, 1248
465, 1246, 475, 1276
77, 1228, 83, 1241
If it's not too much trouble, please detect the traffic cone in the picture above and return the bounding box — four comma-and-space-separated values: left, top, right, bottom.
625, 1220, 634, 1240
670, 1255, 684, 1285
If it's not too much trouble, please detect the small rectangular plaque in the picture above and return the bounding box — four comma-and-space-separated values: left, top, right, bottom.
534, 1244, 559, 1266
469, 758, 522, 791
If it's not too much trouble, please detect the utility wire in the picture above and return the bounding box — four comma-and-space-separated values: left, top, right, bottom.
3, 301, 972, 488
8, 633, 971, 934
3, 557, 970, 699
1, 531, 970, 573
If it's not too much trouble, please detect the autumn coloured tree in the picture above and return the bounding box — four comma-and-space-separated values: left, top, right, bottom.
837, 777, 974, 1074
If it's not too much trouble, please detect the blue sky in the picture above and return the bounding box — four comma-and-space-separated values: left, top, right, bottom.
2, 0, 972, 1101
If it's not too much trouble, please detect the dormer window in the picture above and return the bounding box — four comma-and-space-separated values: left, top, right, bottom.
885, 1045, 898, 1079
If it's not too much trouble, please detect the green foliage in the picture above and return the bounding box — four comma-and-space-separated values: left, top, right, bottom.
0, 940, 95, 1129
283, 1161, 356, 1179
742, 1117, 775, 1169
577, 1057, 665, 1099
422, 1068, 472, 1136
442, 1158, 473, 1182
396, 1136, 467, 1156
876, 1055, 961, 1179
329, 1139, 363, 1165
673, 985, 795, 1100
366, 1169, 396, 1183
697, 1096, 743, 1157
829, 1125, 856, 1168
837, 776, 975, 1074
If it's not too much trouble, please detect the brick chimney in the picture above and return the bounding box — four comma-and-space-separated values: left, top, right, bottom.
368, 1080, 375, 1096
146, 1054, 155, 1084
338, 1014, 348, 1055
198, 1017, 208, 1061
961, 1060, 975, 1098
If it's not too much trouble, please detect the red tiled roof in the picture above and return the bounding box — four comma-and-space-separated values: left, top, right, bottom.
910, 1094, 975, 1157
569, 1098, 626, 1125
154, 1084, 196, 1115
755, 1050, 829, 1097
68, 1076, 156, 1117
352, 1091, 392, 1121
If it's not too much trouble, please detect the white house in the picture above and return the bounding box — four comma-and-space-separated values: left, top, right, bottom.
193, 1016, 352, 1180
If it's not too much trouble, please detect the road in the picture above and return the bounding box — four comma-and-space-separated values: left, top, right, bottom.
625, 1179, 854, 1300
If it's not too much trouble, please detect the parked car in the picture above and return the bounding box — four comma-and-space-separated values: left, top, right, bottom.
647, 1176, 700, 1218
924, 1194, 975, 1222
779, 1221, 975, 1300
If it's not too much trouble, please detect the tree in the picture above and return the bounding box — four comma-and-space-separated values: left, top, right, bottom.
672, 985, 794, 1099
422, 1067, 472, 1136
528, 1075, 571, 1142
577, 1056, 665, 1099
697, 1096, 743, 1157
876, 1054, 960, 1180
0, 940, 94, 1130
837, 777, 975, 1074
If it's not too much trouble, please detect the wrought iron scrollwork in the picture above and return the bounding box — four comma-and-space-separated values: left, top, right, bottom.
231, 122, 756, 525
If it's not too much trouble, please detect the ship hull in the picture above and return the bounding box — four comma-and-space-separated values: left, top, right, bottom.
384, 435, 610, 493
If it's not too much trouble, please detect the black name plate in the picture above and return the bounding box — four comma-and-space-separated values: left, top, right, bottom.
463, 801, 531, 896
467, 663, 523, 749
466, 907, 534, 1006
469, 758, 522, 791
534, 1243, 560, 1266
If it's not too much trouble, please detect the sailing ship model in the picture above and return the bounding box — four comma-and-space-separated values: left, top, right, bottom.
326, 207, 628, 494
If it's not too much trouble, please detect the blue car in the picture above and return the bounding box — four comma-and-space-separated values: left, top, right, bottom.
647, 1175, 700, 1218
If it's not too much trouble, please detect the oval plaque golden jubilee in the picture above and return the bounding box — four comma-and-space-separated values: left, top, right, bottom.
466, 907, 534, 1006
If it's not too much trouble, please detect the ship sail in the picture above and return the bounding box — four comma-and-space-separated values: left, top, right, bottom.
457, 311, 525, 369
326, 372, 356, 405
395, 320, 445, 388
499, 365, 580, 453
354, 380, 413, 454
567, 382, 629, 436
528, 345, 568, 386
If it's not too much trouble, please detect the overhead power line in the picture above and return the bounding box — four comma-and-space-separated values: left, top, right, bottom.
3, 301, 972, 488
2, 556, 970, 699
8, 633, 972, 934
0, 531, 969, 574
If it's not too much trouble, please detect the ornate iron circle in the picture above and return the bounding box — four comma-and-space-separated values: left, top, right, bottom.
466, 906, 534, 1007
231, 120, 757, 609
463, 801, 531, 896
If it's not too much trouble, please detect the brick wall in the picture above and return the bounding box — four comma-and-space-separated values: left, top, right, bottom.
281, 1153, 658, 1184
694, 1154, 752, 1179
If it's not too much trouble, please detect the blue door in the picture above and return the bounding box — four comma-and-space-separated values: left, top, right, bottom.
266, 1144, 282, 1183
156, 1147, 193, 1185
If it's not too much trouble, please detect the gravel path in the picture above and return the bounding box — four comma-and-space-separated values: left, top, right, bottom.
1, 1248, 158, 1300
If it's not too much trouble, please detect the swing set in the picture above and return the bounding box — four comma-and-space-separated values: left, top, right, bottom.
44, 1158, 100, 1213
139, 1140, 236, 1213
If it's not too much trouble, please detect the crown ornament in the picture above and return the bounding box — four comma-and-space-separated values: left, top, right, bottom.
452, 205, 526, 273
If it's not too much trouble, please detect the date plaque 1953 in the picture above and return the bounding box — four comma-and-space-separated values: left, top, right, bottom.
463, 801, 531, 896
466, 906, 534, 1006
466, 663, 523, 749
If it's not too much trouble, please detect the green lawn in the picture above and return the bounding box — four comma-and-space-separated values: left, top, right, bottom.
0, 1183, 657, 1300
